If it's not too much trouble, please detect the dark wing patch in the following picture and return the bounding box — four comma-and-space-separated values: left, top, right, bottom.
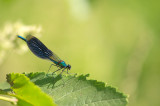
27, 37, 53, 59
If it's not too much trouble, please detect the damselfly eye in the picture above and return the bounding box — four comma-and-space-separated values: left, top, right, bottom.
68, 65, 71, 70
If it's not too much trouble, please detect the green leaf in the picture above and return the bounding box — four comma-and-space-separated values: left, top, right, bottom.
25, 72, 128, 106
0, 81, 10, 90
0, 82, 11, 94
6, 73, 56, 106
0, 72, 128, 106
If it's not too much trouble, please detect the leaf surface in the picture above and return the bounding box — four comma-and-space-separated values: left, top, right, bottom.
6, 73, 56, 106
26, 72, 128, 106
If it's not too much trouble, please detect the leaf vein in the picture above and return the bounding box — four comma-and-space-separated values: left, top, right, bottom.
84, 97, 126, 105
56, 85, 92, 102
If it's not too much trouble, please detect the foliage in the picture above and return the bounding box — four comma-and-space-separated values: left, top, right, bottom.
0, 72, 128, 106
0, 73, 56, 106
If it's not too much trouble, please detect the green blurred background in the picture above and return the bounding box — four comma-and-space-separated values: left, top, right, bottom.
0, 0, 160, 106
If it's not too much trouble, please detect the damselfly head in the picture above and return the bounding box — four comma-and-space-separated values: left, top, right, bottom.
67, 64, 71, 70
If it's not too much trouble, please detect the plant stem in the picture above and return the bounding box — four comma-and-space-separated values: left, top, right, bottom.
0, 95, 17, 105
